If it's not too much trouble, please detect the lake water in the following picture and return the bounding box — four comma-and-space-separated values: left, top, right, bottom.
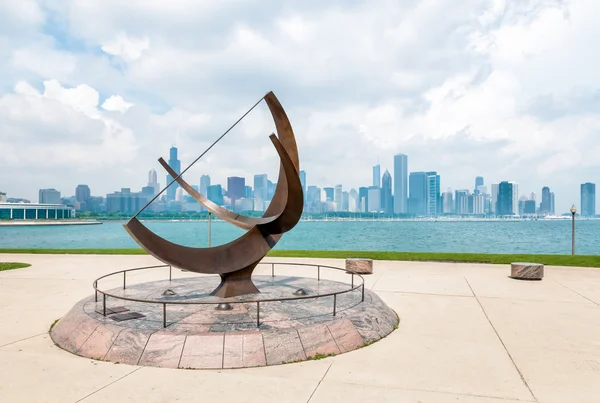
0, 220, 598, 255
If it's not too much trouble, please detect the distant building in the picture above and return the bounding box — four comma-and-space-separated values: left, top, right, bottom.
497, 181, 514, 216
348, 189, 359, 213
267, 180, 276, 200
473, 193, 485, 215
254, 174, 268, 204
106, 188, 150, 213
75, 185, 91, 203
245, 186, 253, 199
0, 192, 7, 203
227, 177, 245, 209
381, 170, 393, 215
540, 186, 552, 215
426, 172, 440, 216
373, 164, 380, 188
341, 191, 349, 212
581, 182, 596, 217
0, 202, 75, 220
474, 176, 484, 194
409, 172, 428, 216
166, 146, 181, 202
367, 186, 381, 212
490, 184, 499, 215
524, 200, 536, 215
442, 188, 454, 214
323, 187, 334, 202
358, 187, 369, 212
454, 190, 469, 215
200, 175, 211, 196
39, 189, 61, 204
148, 169, 159, 195
207, 185, 224, 206
393, 154, 408, 214
334, 185, 343, 211
509, 181, 519, 216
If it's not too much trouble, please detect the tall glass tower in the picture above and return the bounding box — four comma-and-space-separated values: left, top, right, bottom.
393, 154, 408, 214
166, 146, 181, 202
581, 182, 596, 217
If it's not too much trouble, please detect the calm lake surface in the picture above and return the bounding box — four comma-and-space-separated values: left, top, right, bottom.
0, 220, 598, 255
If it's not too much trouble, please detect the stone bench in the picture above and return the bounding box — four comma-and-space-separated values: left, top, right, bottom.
346, 258, 373, 275
510, 262, 544, 280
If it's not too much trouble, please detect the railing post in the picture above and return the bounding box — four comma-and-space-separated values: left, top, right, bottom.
362, 283, 365, 302
351, 273, 354, 289
163, 303, 167, 328
103, 293, 106, 317
317, 266, 320, 281
271, 263, 274, 278
333, 294, 337, 316
169, 265, 172, 281
95, 289, 98, 303
257, 301, 260, 327
123, 271, 126, 290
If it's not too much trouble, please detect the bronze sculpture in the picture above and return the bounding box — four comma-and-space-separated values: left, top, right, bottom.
124, 92, 303, 298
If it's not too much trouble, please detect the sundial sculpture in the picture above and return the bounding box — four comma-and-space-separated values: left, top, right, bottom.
124, 92, 303, 298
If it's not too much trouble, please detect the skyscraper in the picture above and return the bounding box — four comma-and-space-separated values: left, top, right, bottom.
148, 169, 159, 195
509, 181, 519, 215
454, 190, 469, 215
227, 177, 245, 209
490, 184, 499, 214
381, 170, 393, 215
581, 182, 596, 217
442, 188, 454, 214
393, 154, 408, 214
541, 186, 551, 215
323, 187, 334, 202
409, 172, 428, 216
200, 175, 211, 196
166, 146, 181, 202
341, 191, 349, 212
373, 164, 381, 188
39, 189, 61, 204
474, 176, 484, 194
358, 187, 369, 212
254, 174, 268, 203
334, 185, 342, 210
75, 185, 91, 202
367, 187, 381, 212
348, 189, 359, 212
497, 181, 514, 216
426, 171, 440, 216
207, 185, 223, 206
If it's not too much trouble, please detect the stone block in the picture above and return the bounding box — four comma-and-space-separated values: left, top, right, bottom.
511, 262, 544, 280
345, 258, 373, 275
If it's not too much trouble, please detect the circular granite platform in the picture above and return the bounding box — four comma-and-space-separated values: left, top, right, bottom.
50, 275, 398, 369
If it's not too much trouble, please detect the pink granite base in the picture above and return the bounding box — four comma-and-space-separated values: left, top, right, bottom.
51, 275, 398, 370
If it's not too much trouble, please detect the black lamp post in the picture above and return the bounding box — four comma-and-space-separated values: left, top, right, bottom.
570, 204, 577, 255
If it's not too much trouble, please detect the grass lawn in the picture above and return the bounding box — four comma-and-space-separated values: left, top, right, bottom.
0, 262, 31, 271
0, 249, 599, 268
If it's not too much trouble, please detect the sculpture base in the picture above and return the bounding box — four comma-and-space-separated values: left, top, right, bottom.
210, 265, 260, 298
50, 275, 398, 369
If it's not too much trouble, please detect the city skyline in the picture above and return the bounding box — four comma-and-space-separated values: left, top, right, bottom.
8, 145, 598, 217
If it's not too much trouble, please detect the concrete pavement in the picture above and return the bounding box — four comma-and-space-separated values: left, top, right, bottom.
1, 254, 599, 403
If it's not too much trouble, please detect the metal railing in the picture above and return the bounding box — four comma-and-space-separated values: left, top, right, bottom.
93, 262, 365, 328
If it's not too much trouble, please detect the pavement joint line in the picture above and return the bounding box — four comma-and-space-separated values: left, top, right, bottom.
368, 270, 386, 290
136, 328, 159, 366
552, 279, 600, 307
75, 366, 142, 403
323, 380, 536, 402
464, 277, 538, 403
177, 334, 189, 369
306, 361, 334, 403
375, 290, 474, 298
0, 332, 48, 349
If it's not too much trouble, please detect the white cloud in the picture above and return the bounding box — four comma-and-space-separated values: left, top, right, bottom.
102, 95, 135, 113
101, 33, 149, 61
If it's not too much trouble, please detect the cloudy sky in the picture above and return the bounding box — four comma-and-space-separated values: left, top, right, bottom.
1, 0, 598, 213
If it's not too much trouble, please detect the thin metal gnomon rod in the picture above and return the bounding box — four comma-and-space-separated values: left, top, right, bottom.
133, 94, 267, 218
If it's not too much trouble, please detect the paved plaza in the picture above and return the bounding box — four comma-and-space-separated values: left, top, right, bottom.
1, 254, 599, 403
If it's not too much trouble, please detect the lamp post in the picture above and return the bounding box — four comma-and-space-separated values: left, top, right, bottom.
208, 212, 212, 247
570, 204, 577, 255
